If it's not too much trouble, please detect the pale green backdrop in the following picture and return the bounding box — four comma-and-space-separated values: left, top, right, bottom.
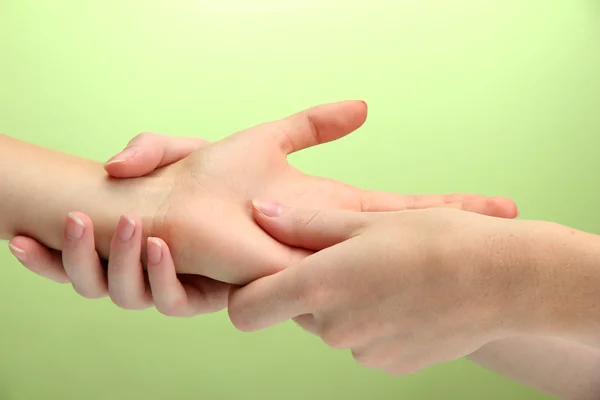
1, 1, 598, 399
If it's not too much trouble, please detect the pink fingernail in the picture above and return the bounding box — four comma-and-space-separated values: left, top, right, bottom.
116, 215, 136, 242
8, 244, 27, 262
105, 147, 137, 165
252, 199, 287, 217
147, 238, 163, 264
66, 213, 85, 240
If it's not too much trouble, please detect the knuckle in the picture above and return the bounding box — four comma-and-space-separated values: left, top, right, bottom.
319, 324, 351, 349
227, 295, 255, 332
228, 307, 255, 332
157, 296, 187, 317
296, 210, 321, 233
274, 120, 296, 154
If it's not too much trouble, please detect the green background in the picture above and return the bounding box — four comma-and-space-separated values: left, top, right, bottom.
1, 1, 598, 399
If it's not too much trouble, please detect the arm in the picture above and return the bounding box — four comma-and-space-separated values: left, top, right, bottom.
5, 133, 230, 316
467, 221, 600, 400
0, 134, 164, 255
5, 129, 520, 316
229, 204, 600, 396
5, 102, 520, 286
469, 337, 600, 400
519, 220, 600, 349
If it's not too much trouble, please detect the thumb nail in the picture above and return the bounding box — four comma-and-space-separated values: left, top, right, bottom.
105, 147, 137, 165
252, 199, 288, 218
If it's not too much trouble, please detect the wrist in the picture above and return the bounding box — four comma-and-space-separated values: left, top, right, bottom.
0, 135, 170, 259
82, 169, 173, 259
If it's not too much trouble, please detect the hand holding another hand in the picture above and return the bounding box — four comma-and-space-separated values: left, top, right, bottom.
9, 101, 518, 318
229, 202, 539, 374
10, 133, 231, 316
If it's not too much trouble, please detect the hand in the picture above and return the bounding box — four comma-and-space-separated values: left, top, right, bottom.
8, 100, 517, 305
9, 134, 230, 315
142, 100, 518, 284
229, 201, 536, 375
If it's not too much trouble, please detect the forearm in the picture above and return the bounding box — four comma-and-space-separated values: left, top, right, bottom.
468, 337, 600, 400
467, 221, 600, 399
0, 134, 160, 256
523, 220, 600, 348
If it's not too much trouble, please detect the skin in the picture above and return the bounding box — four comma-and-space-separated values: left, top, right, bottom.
469, 337, 600, 400
225, 201, 600, 398
6, 104, 597, 397
5, 100, 516, 316
9, 134, 230, 313
22, 199, 598, 399
143, 100, 514, 285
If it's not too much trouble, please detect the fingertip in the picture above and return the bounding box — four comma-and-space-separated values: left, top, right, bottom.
357, 100, 368, 114
104, 142, 158, 178
8, 241, 27, 263
65, 212, 87, 241
66, 211, 94, 230
114, 213, 140, 243
348, 100, 368, 127
250, 200, 293, 245
147, 237, 164, 265
104, 147, 138, 168
103, 161, 129, 177
145, 238, 191, 317
104, 161, 152, 178
9, 237, 71, 283
251, 199, 287, 218
490, 197, 519, 219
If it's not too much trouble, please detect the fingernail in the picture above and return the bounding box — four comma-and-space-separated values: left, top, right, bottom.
116, 215, 136, 242
8, 244, 27, 262
252, 199, 287, 217
147, 238, 163, 264
105, 147, 137, 165
66, 213, 85, 240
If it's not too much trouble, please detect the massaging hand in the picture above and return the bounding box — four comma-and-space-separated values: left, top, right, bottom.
10, 101, 517, 316
228, 201, 534, 374
9, 133, 231, 315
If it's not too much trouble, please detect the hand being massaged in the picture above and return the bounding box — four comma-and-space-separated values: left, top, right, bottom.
6, 101, 517, 317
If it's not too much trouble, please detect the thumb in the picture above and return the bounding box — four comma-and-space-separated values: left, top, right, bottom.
104, 133, 208, 178
265, 100, 368, 155
228, 263, 313, 332
251, 199, 370, 251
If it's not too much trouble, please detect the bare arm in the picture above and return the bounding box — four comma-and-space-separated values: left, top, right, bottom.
0, 134, 163, 255
468, 220, 600, 400
469, 337, 600, 400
